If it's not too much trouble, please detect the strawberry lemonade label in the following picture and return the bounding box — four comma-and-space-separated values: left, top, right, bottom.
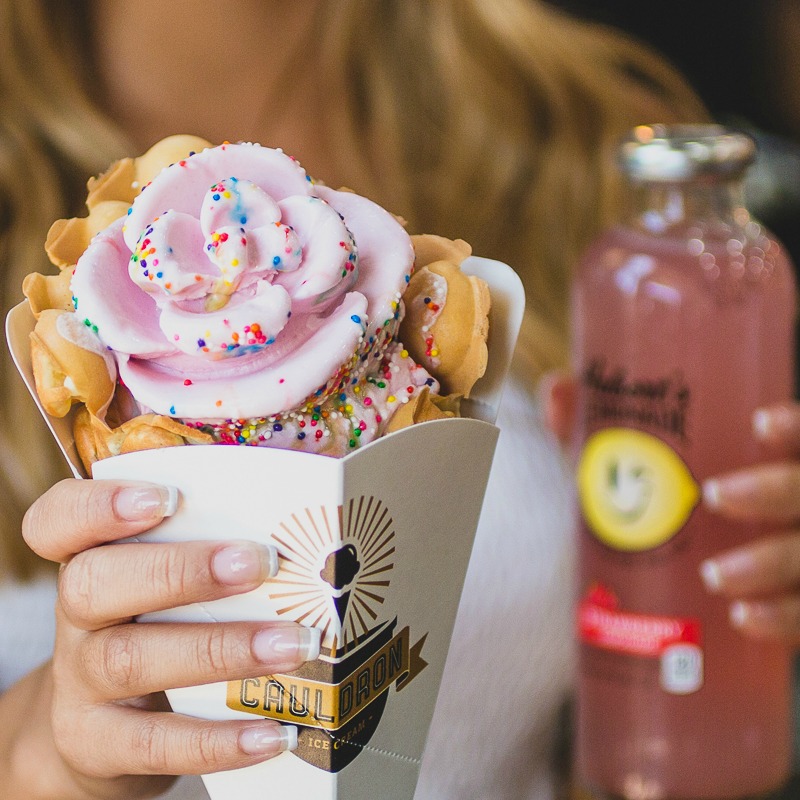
579, 585, 704, 694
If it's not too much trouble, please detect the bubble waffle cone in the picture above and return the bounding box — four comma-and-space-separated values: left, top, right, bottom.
29, 309, 115, 419
22, 269, 74, 316
74, 406, 214, 469
400, 235, 491, 398
384, 388, 461, 434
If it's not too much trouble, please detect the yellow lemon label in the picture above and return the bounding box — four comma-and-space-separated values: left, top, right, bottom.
577, 428, 700, 551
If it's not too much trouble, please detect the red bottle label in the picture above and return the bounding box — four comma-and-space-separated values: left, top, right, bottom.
579, 584, 704, 694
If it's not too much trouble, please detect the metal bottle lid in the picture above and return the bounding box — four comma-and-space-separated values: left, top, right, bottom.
618, 124, 756, 182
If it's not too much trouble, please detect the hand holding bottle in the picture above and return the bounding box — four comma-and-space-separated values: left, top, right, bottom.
701, 401, 800, 640
543, 376, 800, 644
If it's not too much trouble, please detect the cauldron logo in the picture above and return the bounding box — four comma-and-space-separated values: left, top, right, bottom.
268, 496, 394, 654
228, 496, 427, 772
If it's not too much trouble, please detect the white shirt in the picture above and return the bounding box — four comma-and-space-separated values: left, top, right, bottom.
0, 380, 575, 800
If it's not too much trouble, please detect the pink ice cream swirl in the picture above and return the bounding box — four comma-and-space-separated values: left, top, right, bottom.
71, 143, 423, 452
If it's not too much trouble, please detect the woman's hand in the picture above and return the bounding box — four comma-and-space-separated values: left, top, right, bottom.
541, 374, 800, 645
699, 403, 800, 642
6, 478, 318, 800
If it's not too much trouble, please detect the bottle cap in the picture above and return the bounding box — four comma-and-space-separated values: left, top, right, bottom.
618, 124, 756, 182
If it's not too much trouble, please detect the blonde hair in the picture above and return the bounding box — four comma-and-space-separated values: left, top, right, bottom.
0, 0, 131, 577
0, 0, 705, 577
315, 0, 706, 371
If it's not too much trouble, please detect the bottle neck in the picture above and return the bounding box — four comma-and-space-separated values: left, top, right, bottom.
627, 178, 750, 235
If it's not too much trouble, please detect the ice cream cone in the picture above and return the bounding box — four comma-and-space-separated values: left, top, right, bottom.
6, 256, 523, 799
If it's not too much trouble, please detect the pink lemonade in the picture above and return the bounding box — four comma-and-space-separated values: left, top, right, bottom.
572, 127, 797, 800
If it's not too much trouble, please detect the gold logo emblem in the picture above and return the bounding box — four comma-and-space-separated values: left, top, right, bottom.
269, 497, 394, 653
226, 496, 428, 772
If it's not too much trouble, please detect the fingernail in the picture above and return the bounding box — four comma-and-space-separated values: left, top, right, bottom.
703, 473, 759, 508
699, 559, 723, 592
699, 549, 757, 590
730, 601, 750, 628
252, 626, 321, 668
703, 479, 722, 509
114, 484, 179, 521
212, 543, 279, 586
753, 408, 772, 439
240, 724, 298, 755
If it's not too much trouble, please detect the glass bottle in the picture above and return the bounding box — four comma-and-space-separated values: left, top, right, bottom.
572, 125, 796, 799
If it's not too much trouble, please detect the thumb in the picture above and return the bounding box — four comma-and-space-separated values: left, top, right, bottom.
539, 371, 577, 447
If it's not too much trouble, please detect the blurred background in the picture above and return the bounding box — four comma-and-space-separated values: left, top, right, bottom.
551, 0, 800, 266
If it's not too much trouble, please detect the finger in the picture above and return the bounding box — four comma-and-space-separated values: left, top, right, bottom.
727, 597, 800, 643
539, 371, 577, 447
78, 621, 321, 699
700, 532, 800, 597
753, 402, 800, 455
23, 478, 179, 562
59, 540, 280, 629
63, 706, 297, 779
703, 462, 800, 522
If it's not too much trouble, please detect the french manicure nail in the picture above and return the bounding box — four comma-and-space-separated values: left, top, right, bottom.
703, 472, 761, 507
114, 484, 179, 521
703, 479, 722, 509
699, 559, 723, 592
730, 601, 750, 628
753, 408, 772, 439
701, 548, 757, 588
212, 543, 279, 585
240, 724, 298, 755
252, 626, 321, 666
